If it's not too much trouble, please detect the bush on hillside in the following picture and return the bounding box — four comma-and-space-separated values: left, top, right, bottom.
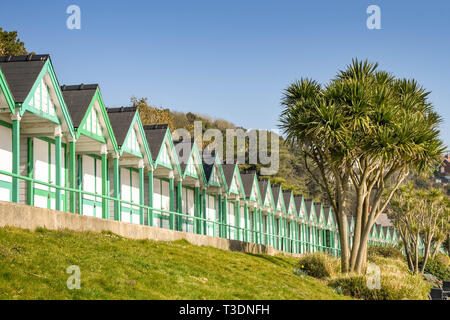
329, 272, 430, 300
329, 255, 431, 300
295, 253, 340, 279
419, 256, 450, 281
368, 246, 403, 260
435, 253, 450, 267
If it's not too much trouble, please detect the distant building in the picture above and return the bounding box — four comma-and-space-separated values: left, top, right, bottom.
435, 154, 450, 184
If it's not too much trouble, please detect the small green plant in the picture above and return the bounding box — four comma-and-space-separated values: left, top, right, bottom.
419, 256, 450, 281
296, 253, 340, 279
368, 246, 403, 260
328, 271, 430, 300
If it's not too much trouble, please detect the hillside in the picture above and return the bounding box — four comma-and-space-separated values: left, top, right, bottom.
0, 226, 350, 300
133, 97, 325, 202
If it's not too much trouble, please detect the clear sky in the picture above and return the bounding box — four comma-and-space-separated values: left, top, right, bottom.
1, 0, 449, 148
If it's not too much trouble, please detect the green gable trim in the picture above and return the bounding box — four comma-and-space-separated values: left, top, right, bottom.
119, 112, 146, 159
0, 69, 15, 114
275, 187, 286, 214
227, 165, 245, 198
309, 203, 318, 224
0, 119, 12, 128
264, 180, 276, 210
182, 141, 207, 184
76, 88, 118, 153
207, 154, 228, 191
287, 192, 296, 216
154, 128, 181, 176
20, 59, 74, 138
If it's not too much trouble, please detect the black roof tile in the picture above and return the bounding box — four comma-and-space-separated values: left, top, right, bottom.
106, 107, 137, 146
241, 173, 256, 198
283, 190, 292, 211
258, 180, 269, 204
294, 195, 304, 216
0, 54, 49, 103
271, 185, 281, 208
61, 84, 98, 128
221, 164, 236, 188
143, 124, 168, 161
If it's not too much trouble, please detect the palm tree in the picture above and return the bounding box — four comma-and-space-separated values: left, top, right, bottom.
280, 59, 445, 273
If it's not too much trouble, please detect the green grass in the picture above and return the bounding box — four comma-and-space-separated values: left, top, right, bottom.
0, 226, 350, 300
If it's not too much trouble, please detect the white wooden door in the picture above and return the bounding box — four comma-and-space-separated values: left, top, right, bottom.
206, 194, 216, 236
182, 187, 195, 233
0, 125, 12, 201
82, 155, 102, 217
121, 168, 140, 224
32, 138, 66, 210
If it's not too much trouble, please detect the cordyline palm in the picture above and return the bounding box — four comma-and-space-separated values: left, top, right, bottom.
280, 59, 445, 273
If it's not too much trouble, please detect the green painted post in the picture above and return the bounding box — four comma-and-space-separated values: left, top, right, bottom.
202, 188, 207, 235
77, 155, 82, 214
11, 114, 20, 203
236, 200, 240, 241
218, 193, 222, 238
244, 202, 248, 242
113, 156, 120, 221
169, 174, 175, 230
272, 214, 276, 248
223, 195, 228, 239
253, 208, 257, 244
177, 180, 183, 231
148, 169, 154, 226
259, 209, 263, 245
139, 163, 144, 225
26, 138, 34, 206
194, 185, 200, 234
101, 146, 108, 219
55, 128, 62, 211
69, 141, 76, 213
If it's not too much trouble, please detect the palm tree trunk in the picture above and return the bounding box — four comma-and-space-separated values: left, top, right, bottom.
421, 235, 432, 274
337, 212, 350, 273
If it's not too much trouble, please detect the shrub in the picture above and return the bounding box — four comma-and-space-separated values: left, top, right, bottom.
329, 256, 431, 300
419, 256, 450, 281
296, 253, 340, 279
329, 272, 430, 300
435, 253, 450, 267
368, 246, 404, 260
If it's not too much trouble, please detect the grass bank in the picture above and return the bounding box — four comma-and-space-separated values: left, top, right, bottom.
0, 226, 350, 300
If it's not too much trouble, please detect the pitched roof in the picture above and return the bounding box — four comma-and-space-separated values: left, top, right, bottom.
314, 203, 322, 222
240, 173, 256, 198
294, 195, 304, 215
271, 185, 281, 208
304, 199, 314, 220
61, 84, 98, 128
106, 107, 137, 146
173, 138, 194, 173
376, 224, 382, 235
203, 163, 214, 182
0, 54, 49, 103
222, 164, 236, 187
283, 190, 292, 210
258, 180, 269, 204
143, 124, 169, 161
323, 206, 332, 224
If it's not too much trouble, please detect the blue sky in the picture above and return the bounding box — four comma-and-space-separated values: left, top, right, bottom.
1, 0, 449, 148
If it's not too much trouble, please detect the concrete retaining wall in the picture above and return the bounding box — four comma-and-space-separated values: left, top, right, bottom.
0, 201, 300, 257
